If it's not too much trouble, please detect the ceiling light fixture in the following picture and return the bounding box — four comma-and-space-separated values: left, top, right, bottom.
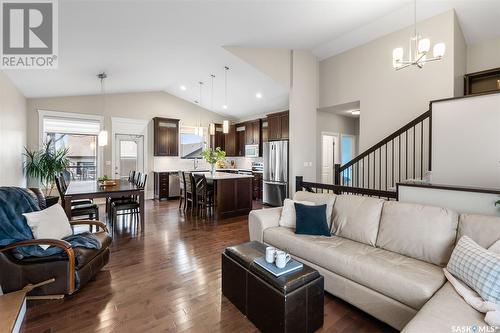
392, 0, 445, 70
222, 66, 229, 110
256, 92, 263, 99
223, 120, 230, 134
209, 74, 216, 136
97, 72, 108, 147
180, 85, 187, 91
196, 81, 204, 137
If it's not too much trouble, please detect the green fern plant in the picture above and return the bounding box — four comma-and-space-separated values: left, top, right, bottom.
24, 138, 70, 196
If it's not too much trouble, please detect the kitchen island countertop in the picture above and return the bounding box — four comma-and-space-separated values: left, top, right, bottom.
192, 172, 254, 180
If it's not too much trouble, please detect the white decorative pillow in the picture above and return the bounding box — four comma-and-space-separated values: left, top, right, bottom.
23, 204, 73, 250
293, 191, 336, 227
447, 236, 500, 303
278, 199, 314, 228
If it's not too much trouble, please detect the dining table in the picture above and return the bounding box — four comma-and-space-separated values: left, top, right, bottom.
63, 179, 145, 231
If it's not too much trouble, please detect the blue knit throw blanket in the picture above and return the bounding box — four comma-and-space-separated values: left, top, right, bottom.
0, 187, 101, 258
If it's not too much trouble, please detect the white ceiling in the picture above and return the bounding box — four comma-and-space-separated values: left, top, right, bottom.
4, 0, 499, 118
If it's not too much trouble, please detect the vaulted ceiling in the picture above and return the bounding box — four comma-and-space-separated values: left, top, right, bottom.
4, 0, 499, 118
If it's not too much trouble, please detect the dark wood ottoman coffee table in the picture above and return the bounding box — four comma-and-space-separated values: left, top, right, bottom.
222, 241, 324, 333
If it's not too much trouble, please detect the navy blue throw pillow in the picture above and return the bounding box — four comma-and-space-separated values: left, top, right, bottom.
294, 203, 331, 237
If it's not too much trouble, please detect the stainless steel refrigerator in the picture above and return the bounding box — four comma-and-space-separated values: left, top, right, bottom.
263, 140, 288, 206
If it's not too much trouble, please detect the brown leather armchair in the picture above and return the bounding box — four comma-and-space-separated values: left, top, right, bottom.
0, 188, 111, 296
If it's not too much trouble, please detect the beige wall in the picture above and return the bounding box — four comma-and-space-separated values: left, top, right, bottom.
27, 91, 230, 195
0, 71, 27, 187
467, 36, 500, 73
316, 112, 359, 181
453, 13, 467, 97
319, 10, 459, 152
289, 50, 318, 190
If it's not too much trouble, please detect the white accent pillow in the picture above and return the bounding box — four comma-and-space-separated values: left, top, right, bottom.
293, 191, 336, 227
278, 199, 314, 228
23, 204, 73, 250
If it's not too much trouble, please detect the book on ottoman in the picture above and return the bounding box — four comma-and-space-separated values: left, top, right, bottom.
253, 256, 303, 277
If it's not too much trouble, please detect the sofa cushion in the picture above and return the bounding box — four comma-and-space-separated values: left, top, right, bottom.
447, 236, 500, 303
278, 199, 314, 228
401, 282, 487, 333
376, 201, 458, 266
458, 213, 500, 249
264, 227, 445, 309
295, 203, 330, 236
293, 191, 336, 227
331, 194, 384, 246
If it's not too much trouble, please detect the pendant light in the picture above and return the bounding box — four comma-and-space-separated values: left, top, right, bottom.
209, 74, 216, 136
392, 0, 445, 70
196, 81, 204, 137
222, 66, 230, 134
97, 72, 108, 146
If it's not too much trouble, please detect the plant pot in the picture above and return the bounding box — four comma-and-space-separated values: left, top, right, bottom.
45, 195, 60, 207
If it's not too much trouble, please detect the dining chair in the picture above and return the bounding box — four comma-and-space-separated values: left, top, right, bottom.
193, 174, 214, 218
128, 170, 136, 182
182, 172, 195, 214
179, 171, 186, 210
55, 175, 99, 222
107, 170, 138, 220
58, 173, 92, 206
110, 173, 147, 233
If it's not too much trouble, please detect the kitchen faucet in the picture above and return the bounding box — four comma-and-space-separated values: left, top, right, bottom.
193, 158, 199, 170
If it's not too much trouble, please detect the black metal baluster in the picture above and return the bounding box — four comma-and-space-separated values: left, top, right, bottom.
421, 121, 424, 179
413, 125, 416, 179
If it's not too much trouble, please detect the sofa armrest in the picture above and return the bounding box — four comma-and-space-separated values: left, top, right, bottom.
248, 207, 282, 242
0, 239, 76, 294
69, 220, 109, 233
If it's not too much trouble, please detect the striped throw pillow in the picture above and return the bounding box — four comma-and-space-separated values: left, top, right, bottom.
447, 236, 500, 303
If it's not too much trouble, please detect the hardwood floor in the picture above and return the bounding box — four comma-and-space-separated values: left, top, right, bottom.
21, 200, 396, 333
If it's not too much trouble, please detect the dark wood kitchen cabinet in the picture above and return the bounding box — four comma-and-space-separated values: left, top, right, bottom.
252, 172, 263, 200
261, 120, 268, 142
210, 124, 225, 150
266, 111, 289, 141
236, 124, 246, 157
154, 117, 179, 156
245, 119, 261, 145
153, 172, 180, 200
224, 125, 237, 157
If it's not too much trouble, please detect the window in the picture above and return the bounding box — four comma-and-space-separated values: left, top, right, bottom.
42, 114, 101, 181
180, 126, 207, 159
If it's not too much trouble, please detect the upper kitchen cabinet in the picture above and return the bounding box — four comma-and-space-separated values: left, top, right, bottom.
210, 123, 225, 150
261, 120, 268, 142
245, 119, 262, 145
266, 111, 289, 141
236, 124, 246, 157
154, 117, 179, 156
224, 124, 237, 156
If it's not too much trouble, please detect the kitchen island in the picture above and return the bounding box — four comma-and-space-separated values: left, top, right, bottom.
192, 172, 253, 220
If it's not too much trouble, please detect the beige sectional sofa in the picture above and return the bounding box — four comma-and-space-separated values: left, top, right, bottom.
248, 192, 500, 331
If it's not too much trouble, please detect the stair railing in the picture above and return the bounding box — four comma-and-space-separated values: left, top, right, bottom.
335, 110, 432, 192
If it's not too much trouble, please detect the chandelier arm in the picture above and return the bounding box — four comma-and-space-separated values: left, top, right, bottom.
395, 63, 413, 71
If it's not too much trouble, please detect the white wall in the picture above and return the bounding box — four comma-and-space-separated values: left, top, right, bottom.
0, 71, 27, 187
466, 36, 500, 73
27, 91, 231, 196
431, 93, 500, 188
319, 10, 460, 152
399, 185, 500, 217
453, 13, 467, 97
289, 50, 319, 192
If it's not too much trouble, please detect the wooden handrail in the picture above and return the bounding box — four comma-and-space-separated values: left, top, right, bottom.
296, 176, 397, 199
340, 110, 431, 171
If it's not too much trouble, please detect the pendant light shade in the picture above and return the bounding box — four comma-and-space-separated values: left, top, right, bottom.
223, 120, 229, 134
209, 123, 215, 136
98, 130, 108, 146
97, 72, 108, 147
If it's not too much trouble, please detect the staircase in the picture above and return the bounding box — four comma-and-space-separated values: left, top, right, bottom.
334, 110, 432, 195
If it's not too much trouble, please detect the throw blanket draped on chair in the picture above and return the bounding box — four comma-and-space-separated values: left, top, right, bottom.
0, 187, 101, 258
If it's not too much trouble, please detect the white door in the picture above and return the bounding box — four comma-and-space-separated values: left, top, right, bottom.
114, 134, 144, 179
321, 134, 340, 184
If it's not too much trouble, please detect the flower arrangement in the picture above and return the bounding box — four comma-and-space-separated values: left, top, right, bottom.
202, 147, 226, 174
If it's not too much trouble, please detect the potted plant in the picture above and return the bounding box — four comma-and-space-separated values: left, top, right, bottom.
24, 138, 70, 206
202, 147, 226, 175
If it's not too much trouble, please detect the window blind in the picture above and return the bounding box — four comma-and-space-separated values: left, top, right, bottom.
43, 116, 101, 135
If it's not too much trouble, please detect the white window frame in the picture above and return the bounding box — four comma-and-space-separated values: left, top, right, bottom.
38, 110, 105, 177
